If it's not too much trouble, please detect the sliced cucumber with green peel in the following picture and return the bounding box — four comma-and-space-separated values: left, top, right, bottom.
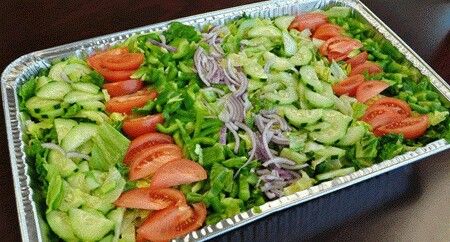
47, 211, 78, 241
315, 146, 346, 158
68, 208, 114, 241
305, 88, 334, 108
61, 123, 98, 151
48, 150, 77, 177
282, 31, 297, 56
64, 91, 104, 103
284, 107, 323, 126
248, 25, 282, 38
36, 76, 53, 90
26, 97, 64, 119
71, 82, 100, 94
280, 148, 309, 164
274, 16, 295, 30
309, 110, 352, 145
77, 100, 105, 111
338, 125, 366, 146
316, 167, 355, 181
49, 62, 91, 82
74, 110, 110, 123
36, 81, 72, 100
54, 118, 78, 144
290, 46, 313, 66
300, 65, 323, 92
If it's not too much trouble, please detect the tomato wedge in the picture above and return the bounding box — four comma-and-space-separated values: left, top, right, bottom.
332, 74, 365, 96
103, 79, 144, 97
346, 51, 368, 68
122, 114, 165, 139
88, 48, 144, 82
350, 61, 382, 76
106, 89, 157, 114
355, 80, 390, 103
312, 23, 342, 40
114, 187, 186, 210
319, 36, 362, 61
366, 97, 411, 118
150, 159, 207, 189
124, 133, 174, 165
319, 36, 352, 56
374, 115, 429, 139
361, 107, 404, 129
137, 203, 206, 241
288, 12, 328, 32
129, 144, 183, 181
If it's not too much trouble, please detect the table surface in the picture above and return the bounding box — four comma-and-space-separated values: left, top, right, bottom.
1, 0, 449, 241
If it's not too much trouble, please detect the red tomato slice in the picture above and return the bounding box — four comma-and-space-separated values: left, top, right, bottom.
346, 51, 368, 68
350, 61, 382, 76
355, 80, 390, 103
361, 107, 404, 129
366, 97, 411, 118
106, 89, 157, 114
122, 114, 165, 139
101, 52, 144, 71
114, 187, 186, 210
332, 74, 365, 96
319, 36, 352, 56
326, 39, 363, 61
374, 115, 429, 139
124, 133, 174, 165
288, 12, 328, 32
137, 203, 206, 241
312, 23, 342, 40
150, 159, 207, 189
103, 79, 144, 97
129, 144, 183, 181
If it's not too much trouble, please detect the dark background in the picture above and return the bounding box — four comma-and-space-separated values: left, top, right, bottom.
1, 0, 449, 241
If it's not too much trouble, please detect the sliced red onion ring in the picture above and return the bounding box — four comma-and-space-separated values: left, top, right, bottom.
148, 39, 177, 52
219, 125, 227, 145
225, 122, 240, 153
262, 157, 296, 167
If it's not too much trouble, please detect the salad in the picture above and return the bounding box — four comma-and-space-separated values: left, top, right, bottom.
17, 6, 450, 242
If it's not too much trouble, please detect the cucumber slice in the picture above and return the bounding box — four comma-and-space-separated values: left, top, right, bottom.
248, 25, 282, 38
36, 81, 72, 100
280, 148, 309, 164
48, 62, 68, 82
74, 110, 110, 124
99, 235, 114, 242
71, 82, 100, 94
77, 100, 105, 111
309, 110, 352, 145
68, 208, 114, 241
282, 31, 297, 56
338, 125, 366, 146
304, 122, 331, 132
49, 62, 91, 82
67, 172, 89, 193
64, 91, 104, 104
315, 146, 346, 158
300, 66, 323, 92
290, 46, 313, 66
25, 97, 64, 119
284, 107, 323, 126
54, 118, 78, 144
243, 62, 267, 79
36, 76, 53, 90
46, 211, 78, 241
304, 141, 326, 153
316, 167, 355, 181
305, 89, 334, 108
48, 150, 77, 177
274, 16, 295, 30
61, 123, 98, 151
263, 52, 294, 71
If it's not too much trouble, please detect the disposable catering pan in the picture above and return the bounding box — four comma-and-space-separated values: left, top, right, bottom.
2, 0, 450, 241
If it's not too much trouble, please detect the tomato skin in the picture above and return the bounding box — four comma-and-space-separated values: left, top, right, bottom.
114, 187, 186, 210
288, 13, 328, 32
361, 107, 404, 129
129, 144, 183, 181
366, 97, 411, 118
103, 79, 144, 97
346, 51, 368, 68
312, 23, 342, 40
124, 133, 174, 165
350, 61, 382, 76
320, 36, 362, 61
332, 74, 365, 96
150, 159, 207, 189
137, 203, 206, 241
122, 114, 165, 139
88, 48, 144, 82
355, 80, 390, 103
374, 116, 429, 139
106, 89, 157, 114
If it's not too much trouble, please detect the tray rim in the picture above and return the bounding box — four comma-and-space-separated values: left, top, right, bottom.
2, 0, 450, 241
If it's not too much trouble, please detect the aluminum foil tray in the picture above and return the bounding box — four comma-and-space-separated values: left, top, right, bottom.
2, 0, 449, 241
